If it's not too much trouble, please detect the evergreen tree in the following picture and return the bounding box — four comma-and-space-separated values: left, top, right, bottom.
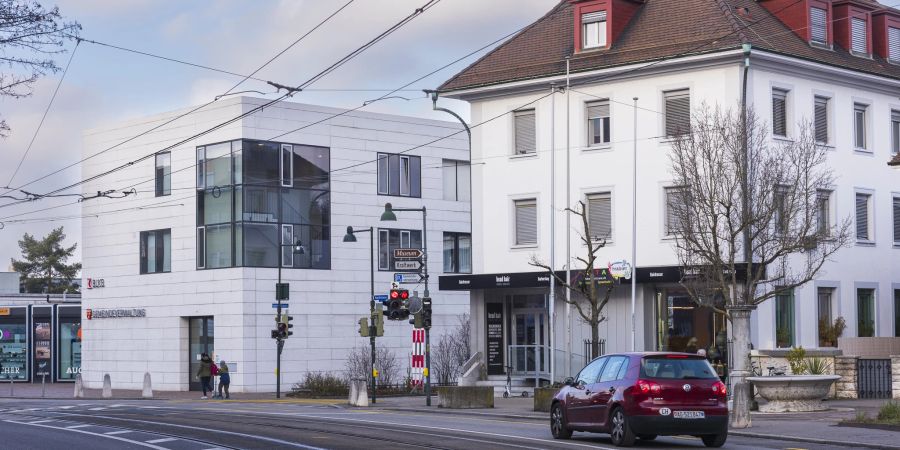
11, 227, 81, 293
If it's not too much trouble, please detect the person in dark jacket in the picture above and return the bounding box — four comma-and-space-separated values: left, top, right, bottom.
217, 359, 231, 399
196, 353, 213, 399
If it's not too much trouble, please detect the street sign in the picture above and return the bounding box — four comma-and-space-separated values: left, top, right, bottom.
394, 273, 424, 284
393, 248, 423, 259
394, 260, 423, 271
408, 296, 423, 314
272, 303, 290, 309
373, 294, 389, 302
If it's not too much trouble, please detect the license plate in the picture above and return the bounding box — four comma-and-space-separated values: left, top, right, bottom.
673, 411, 705, 419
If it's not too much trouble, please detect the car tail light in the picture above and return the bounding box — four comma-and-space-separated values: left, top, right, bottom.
712, 381, 727, 396
637, 379, 661, 395
665, 354, 690, 358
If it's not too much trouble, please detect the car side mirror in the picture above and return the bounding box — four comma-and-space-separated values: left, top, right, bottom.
564, 377, 575, 386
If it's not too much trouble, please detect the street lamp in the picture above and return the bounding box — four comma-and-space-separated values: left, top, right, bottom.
380, 202, 433, 405
275, 239, 305, 399
342, 226, 378, 403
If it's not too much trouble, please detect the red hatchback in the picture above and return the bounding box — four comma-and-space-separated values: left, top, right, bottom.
550, 352, 728, 447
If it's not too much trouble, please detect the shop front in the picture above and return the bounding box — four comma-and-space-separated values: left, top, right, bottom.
0, 307, 28, 381
0, 300, 81, 382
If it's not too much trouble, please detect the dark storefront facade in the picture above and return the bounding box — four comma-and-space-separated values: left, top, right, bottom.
0, 300, 81, 383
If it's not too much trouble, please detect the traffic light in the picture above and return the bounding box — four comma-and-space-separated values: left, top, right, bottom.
409, 312, 423, 329
358, 317, 370, 337
374, 307, 384, 337
277, 314, 294, 339
387, 289, 410, 320
422, 297, 432, 328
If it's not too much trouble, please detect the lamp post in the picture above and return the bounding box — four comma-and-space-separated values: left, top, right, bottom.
380, 202, 432, 405
342, 226, 377, 403
275, 239, 305, 399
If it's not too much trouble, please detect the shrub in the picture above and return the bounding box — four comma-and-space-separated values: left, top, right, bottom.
802, 357, 832, 375
786, 346, 806, 375
345, 345, 401, 387
818, 316, 847, 347
877, 401, 900, 423
292, 372, 348, 397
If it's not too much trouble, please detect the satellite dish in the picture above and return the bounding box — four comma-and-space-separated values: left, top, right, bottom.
408, 296, 423, 314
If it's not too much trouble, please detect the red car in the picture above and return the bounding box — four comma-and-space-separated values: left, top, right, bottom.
550, 352, 728, 447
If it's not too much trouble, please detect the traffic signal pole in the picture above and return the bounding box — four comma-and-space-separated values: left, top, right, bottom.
368, 227, 377, 404
276, 258, 283, 399
422, 207, 431, 407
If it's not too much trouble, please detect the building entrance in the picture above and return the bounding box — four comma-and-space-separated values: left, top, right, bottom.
656, 289, 728, 377
508, 295, 549, 379
188, 316, 214, 391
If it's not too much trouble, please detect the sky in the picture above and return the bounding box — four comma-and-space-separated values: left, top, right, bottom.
0, 0, 558, 270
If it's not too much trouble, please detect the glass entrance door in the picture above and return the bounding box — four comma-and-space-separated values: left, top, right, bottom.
188, 317, 214, 391
511, 309, 547, 375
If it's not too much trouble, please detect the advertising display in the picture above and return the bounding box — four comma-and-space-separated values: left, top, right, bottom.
33, 319, 52, 380
58, 315, 81, 380
486, 303, 504, 375
0, 311, 28, 381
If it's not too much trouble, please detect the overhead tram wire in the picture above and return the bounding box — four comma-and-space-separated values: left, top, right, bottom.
0, 0, 357, 208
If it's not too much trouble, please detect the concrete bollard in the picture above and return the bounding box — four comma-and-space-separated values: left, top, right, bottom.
348, 379, 368, 407
73, 374, 84, 398
41, 375, 46, 398
8, 379, 13, 397
142, 372, 153, 399
102, 373, 112, 398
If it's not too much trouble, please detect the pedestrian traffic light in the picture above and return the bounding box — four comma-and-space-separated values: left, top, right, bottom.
422, 297, 432, 328
409, 312, 423, 329
358, 317, 370, 337
277, 314, 293, 339
374, 307, 384, 337
387, 289, 410, 320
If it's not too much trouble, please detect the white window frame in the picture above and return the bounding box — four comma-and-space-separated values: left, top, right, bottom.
813, 95, 830, 145
893, 193, 900, 246
810, 6, 828, 46
889, 26, 900, 63
377, 153, 389, 195
512, 198, 538, 248
280, 144, 293, 187
663, 89, 691, 138
586, 191, 613, 242
853, 103, 869, 151
196, 147, 206, 190
855, 190, 875, 244
891, 110, 900, 155
581, 11, 607, 49
400, 156, 411, 197
586, 100, 611, 147
772, 88, 789, 138
851, 17, 868, 56
663, 186, 688, 237
817, 189, 833, 236
513, 109, 537, 156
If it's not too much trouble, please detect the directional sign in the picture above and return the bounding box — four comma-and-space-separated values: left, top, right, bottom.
394, 273, 424, 284
394, 260, 423, 271
272, 303, 290, 309
373, 294, 389, 302
393, 248, 423, 259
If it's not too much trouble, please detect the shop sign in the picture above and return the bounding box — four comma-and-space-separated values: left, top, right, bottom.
0, 308, 9, 316
86, 278, 105, 289
485, 303, 504, 376
608, 260, 632, 280
86, 308, 146, 320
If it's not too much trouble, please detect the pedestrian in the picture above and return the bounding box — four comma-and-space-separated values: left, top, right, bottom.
196, 353, 213, 399
217, 359, 231, 399
210, 359, 219, 398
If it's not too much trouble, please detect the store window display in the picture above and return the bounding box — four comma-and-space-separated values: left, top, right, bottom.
58, 317, 81, 379
0, 321, 28, 381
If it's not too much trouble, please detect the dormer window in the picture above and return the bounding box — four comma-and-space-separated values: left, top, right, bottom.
582, 11, 607, 49
851, 17, 868, 55
810, 7, 828, 45
889, 27, 900, 62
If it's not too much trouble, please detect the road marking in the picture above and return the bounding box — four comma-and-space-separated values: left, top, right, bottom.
146, 438, 177, 444
58, 406, 76, 409
28, 420, 54, 424
105, 430, 133, 435
66, 424, 92, 429
88, 407, 107, 411
5, 420, 170, 449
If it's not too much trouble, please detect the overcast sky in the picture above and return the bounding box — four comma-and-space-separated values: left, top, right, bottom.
0, 0, 558, 270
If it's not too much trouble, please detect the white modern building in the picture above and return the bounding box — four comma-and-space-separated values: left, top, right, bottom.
437, 0, 900, 383
80, 97, 471, 392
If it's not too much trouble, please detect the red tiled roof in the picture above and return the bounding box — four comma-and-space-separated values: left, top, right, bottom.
439, 0, 900, 93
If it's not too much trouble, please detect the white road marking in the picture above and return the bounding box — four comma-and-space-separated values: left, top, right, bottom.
105, 430, 133, 435
65, 424, 92, 429
28, 420, 54, 424
146, 438, 177, 444
88, 407, 107, 411
5, 420, 170, 449
58, 406, 76, 409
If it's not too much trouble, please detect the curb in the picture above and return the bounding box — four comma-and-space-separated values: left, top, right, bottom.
728, 430, 900, 450
374, 405, 546, 422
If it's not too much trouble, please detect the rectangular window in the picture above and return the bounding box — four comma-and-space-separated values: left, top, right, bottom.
196, 147, 206, 190
851, 17, 868, 55
856, 193, 872, 241
895, 289, 900, 337
857, 288, 875, 337
814, 96, 829, 144
582, 11, 607, 49
443, 232, 472, 274
774, 185, 789, 236
890, 27, 900, 63
376, 152, 421, 197
281, 144, 293, 187
775, 290, 795, 348
854, 103, 867, 149
196, 227, 205, 269
664, 89, 690, 137
817, 190, 831, 236
587, 192, 612, 240
514, 199, 538, 246
155, 152, 171, 197
891, 110, 900, 155
514, 109, 536, 155
586, 100, 611, 146
281, 224, 294, 267
140, 229, 171, 274
665, 187, 687, 236
442, 159, 471, 201
818, 287, 834, 347
810, 7, 827, 45
378, 229, 422, 271
893, 195, 900, 245
772, 89, 788, 137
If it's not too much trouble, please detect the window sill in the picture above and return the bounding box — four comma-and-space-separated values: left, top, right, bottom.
853, 148, 873, 156
578, 46, 608, 54
377, 193, 423, 198
817, 143, 835, 150
582, 144, 613, 153
658, 136, 684, 145
140, 271, 171, 275
850, 51, 873, 59
809, 42, 833, 51
510, 244, 538, 250
855, 240, 876, 247
510, 153, 538, 160
893, 243, 900, 249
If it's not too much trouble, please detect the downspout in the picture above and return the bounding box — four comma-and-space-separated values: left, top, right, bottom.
565, 56, 572, 378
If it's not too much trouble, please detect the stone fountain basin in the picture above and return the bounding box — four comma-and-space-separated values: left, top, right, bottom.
747, 375, 841, 413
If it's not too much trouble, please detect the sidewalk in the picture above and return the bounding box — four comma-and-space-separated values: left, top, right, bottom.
371, 396, 900, 450
0, 382, 293, 401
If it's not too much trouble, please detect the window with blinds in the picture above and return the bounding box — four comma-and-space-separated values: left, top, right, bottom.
817, 190, 831, 236
514, 199, 538, 245
893, 195, 900, 245
851, 17, 868, 55
582, 11, 607, 49
514, 109, 536, 155
586, 100, 611, 145
892, 110, 900, 155
814, 96, 829, 144
810, 7, 827, 45
854, 104, 867, 149
772, 89, 788, 137
890, 27, 900, 62
587, 192, 612, 240
665, 187, 687, 235
774, 185, 790, 236
664, 89, 690, 137
856, 193, 871, 241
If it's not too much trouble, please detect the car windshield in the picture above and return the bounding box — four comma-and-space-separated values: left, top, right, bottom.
640, 357, 718, 379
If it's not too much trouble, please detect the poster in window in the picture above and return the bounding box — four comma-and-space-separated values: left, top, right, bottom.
486, 303, 504, 376
0, 321, 27, 380
58, 319, 82, 379
33, 321, 51, 378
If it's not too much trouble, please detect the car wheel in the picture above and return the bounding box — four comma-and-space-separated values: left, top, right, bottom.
701, 433, 727, 448
609, 407, 636, 447
522, 391, 529, 398
637, 434, 657, 441
550, 403, 573, 439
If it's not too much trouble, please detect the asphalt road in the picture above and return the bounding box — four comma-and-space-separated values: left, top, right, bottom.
0, 398, 876, 450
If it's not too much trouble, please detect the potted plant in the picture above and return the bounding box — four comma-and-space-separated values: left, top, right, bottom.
748, 347, 839, 413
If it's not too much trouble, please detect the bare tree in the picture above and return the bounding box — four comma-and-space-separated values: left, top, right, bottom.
529, 201, 614, 359
1, 0, 81, 136
345, 345, 401, 387
668, 104, 850, 428
432, 314, 470, 384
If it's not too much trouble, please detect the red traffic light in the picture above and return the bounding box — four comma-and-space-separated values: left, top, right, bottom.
399, 290, 409, 300
390, 289, 409, 300
390, 290, 400, 299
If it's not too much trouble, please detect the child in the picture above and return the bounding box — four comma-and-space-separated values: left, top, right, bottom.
217, 360, 230, 399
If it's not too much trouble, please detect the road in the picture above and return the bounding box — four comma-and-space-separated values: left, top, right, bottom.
0, 398, 874, 450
